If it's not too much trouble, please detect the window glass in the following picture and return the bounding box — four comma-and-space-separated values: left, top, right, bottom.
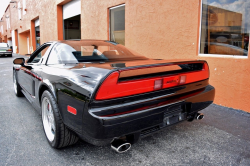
200, 0, 249, 56
18, 2, 21, 20
23, 0, 26, 15
110, 5, 125, 45
1, 25, 3, 34
46, 41, 147, 64
30, 44, 51, 63
47, 43, 78, 64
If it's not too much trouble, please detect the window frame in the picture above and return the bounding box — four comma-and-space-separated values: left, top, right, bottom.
198, 0, 249, 59
109, 4, 125, 44
27, 43, 52, 64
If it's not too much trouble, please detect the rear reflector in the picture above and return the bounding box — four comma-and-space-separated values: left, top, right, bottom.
179, 75, 186, 84
154, 79, 163, 90
95, 62, 209, 100
67, 105, 77, 115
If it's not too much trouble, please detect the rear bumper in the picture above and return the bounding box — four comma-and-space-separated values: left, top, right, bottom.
81, 84, 215, 146
0, 52, 12, 55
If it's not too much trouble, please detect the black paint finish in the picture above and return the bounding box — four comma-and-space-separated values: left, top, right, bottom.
13, 40, 215, 146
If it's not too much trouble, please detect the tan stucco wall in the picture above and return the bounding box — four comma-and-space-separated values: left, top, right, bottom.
80, 0, 125, 40
0, 0, 250, 112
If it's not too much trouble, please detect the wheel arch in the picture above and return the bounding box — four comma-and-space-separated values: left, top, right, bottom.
38, 83, 57, 106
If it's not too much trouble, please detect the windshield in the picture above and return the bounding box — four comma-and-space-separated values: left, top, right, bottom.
47, 40, 148, 64
0, 43, 8, 47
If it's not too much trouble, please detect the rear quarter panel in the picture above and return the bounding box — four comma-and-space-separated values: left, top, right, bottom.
39, 65, 112, 134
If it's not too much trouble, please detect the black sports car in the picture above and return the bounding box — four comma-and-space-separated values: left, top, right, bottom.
13, 40, 215, 153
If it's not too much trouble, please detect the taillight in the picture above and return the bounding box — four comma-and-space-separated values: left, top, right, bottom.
7, 49, 12, 51
95, 71, 120, 100
95, 62, 209, 100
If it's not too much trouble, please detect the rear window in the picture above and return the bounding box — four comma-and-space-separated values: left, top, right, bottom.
47, 40, 148, 64
0, 43, 8, 47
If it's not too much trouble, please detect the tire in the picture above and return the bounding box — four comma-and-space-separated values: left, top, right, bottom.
41, 90, 79, 148
13, 71, 23, 97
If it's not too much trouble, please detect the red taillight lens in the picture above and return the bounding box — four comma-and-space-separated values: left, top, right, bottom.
95, 71, 120, 100
7, 49, 12, 51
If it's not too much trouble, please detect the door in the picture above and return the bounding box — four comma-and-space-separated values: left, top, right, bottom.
18, 44, 51, 100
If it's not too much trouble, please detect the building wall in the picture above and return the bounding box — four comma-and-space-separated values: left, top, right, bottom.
0, 0, 249, 112
81, 0, 125, 40
1, 5, 11, 42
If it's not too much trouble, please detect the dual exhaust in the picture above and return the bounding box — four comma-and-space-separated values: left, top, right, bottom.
111, 113, 204, 153
187, 113, 204, 121
196, 113, 204, 120
111, 139, 131, 153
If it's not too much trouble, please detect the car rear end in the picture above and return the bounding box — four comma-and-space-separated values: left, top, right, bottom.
0, 43, 12, 57
81, 60, 215, 149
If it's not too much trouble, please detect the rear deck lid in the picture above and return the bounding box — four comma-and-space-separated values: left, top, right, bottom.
95, 60, 209, 100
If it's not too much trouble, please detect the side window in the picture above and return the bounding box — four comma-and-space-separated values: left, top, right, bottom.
47, 43, 78, 64
46, 46, 60, 64
29, 44, 51, 63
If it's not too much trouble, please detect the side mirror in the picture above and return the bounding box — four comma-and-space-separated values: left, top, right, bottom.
13, 58, 25, 65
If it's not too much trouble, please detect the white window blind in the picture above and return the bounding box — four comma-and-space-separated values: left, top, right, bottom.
63, 0, 81, 20
18, 2, 21, 20
23, 0, 26, 15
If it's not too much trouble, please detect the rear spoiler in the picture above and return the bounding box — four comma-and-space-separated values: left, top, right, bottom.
95, 61, 209, 100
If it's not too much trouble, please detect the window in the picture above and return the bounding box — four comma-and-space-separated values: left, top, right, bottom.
200, 0, 249, 56
63, 0, 81, 40
28, 44, 51, 63
110, 4, 125, 45
18, 2, 21, 20
46, 41, 147, 64
23, 0, 26, 15
35, 19, 40, 47
6, 17, 10, 29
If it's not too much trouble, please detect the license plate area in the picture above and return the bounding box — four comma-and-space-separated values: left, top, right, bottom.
162, 103, 186, 127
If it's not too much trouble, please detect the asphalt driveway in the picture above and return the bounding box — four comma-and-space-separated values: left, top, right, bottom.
0, 54, 250, 166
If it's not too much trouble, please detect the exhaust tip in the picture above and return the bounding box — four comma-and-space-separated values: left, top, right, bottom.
111, 143, 131, 153
196, 113, 204, 120
111, 139, 131, 153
